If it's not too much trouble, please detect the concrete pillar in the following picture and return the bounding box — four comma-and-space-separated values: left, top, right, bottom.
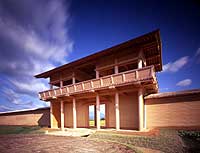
96, 70, 99, 79
96, 93, 100, 130
138, 88, 144, 131
138, 58, 143, 69
115, 91, 120, 130
73, 98, 77, 129
60, 101, 65, 131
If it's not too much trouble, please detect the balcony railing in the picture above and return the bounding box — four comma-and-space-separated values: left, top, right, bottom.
39, 66, 156, 100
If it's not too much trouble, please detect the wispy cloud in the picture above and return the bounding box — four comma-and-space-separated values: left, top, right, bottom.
195, 48, 200, 63
163, 56, 189, 72
0, 0, 73, 111
159, 88, 169, 92
176, 79, 192, 87
0, 105, 13, 112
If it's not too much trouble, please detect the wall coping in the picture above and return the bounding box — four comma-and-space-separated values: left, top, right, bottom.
0, 107, 50, 115
145, 89, 200, 99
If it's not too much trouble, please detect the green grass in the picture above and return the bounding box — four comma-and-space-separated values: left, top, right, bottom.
0, 125, 46, 135
89, 120, 105, 126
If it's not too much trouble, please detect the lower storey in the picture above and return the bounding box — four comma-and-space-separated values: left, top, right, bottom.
50, 89, 144, 131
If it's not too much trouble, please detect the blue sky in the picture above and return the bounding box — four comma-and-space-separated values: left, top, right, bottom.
0, 0, 199, 112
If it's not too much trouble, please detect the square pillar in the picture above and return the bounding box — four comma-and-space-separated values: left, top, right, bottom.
138, 88, 144, 131
60, 101, 65, 131
96, 93, 100, 130
73, 98, 77, 129
115, 91, 120, 130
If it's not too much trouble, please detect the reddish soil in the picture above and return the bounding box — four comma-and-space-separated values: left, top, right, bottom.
97, 128, 160, 136
0, 134, 135, 153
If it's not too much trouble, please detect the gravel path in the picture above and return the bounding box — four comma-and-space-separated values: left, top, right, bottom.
0, 134, 135, 153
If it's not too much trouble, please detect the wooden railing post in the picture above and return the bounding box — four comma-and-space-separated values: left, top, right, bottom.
91, 80, 94, 89
82, 82, 85, 90
136, 70, 138, 79
122, 74, 126, 82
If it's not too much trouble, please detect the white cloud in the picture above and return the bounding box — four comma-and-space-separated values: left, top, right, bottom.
0, 105, 13, 112
176, 79, 192, 87
159, 88, 169, 92
196, 48, 200, 56
0, 0, 73, 111
163, 56, 189, 72
195, 48, 200, 63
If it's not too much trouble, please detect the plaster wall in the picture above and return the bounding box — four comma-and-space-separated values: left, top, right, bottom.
145, 95, 200, 129
0, 108, 50, 126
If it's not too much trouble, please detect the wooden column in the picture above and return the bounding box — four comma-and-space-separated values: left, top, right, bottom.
73, 97, 77, 129
94, 105, 97, 126
72, 73, 76, 84
138, 88, 144, 131
60, 80, 63, 87
114, 59, 119, 74
114, 65, 118, 74
60, 101, 65, 131
96, 70, 99, 79
138, 58, 143, 69
50, 102, 53, 128
96, 93, 100, 130
144, 101, 147, 129
115, 91, 120, 130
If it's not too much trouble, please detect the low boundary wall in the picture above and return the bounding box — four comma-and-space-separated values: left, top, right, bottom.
145, 89, 200, 129
0, 107, 50, 127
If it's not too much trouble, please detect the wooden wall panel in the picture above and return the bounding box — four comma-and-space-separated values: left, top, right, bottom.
119, 92, 138, 130
77, 101, 89, 127
64, 102, 73, 127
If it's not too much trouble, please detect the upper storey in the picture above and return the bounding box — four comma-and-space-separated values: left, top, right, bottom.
35, 30, 162, 90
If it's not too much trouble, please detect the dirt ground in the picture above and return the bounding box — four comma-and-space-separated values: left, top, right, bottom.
0, 134, 135, 153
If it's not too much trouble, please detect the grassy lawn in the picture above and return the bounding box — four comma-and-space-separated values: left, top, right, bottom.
89, 119, 105, 126
0, 125, 46, 135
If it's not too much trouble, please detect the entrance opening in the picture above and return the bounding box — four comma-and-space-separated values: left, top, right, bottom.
89, 104, 106, 127
89, 105, 95, 127
100, 104, 105, 127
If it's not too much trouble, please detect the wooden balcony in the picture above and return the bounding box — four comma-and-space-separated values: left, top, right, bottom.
39, 66, 157, 101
